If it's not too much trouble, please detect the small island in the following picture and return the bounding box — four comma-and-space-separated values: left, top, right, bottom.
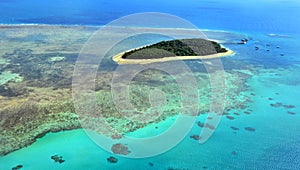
113, 38, 234, 64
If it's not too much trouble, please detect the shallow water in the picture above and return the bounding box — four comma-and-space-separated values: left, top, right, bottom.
1, 0, 300, 170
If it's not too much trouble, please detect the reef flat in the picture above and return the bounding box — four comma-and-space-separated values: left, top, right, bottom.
0, 25, 93, 156
0, 25, 251, 156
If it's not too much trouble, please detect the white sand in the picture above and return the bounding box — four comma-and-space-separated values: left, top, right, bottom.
113, 47, 234, 65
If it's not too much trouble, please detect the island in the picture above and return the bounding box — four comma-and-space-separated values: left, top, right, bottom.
113, 38, 234, 64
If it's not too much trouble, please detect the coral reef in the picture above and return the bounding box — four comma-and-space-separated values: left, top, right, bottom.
0, 25, 252, 156
230, 126, 240, 131
11, 165, 23, 170
287, 111, 296, 115
190, 135, 201, 140
107, 156, 118, 163
231, 151, 237, 155
148, 162, 154, 167
226, 115, 235, 120
197, 121, 215, 130
51, 155, 65, 164
245, 127, 256, 132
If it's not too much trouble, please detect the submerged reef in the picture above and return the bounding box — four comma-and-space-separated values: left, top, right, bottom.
51, 155, 65, 164
245, 127, 256, 132
111, 143, 131, 155
0, 25, 252, 156
11, 165, 23, 170
107, 156, 118, 163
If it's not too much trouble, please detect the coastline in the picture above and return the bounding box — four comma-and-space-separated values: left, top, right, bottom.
0, 110, 81, 156
113, 46, 234, 65
1, 124, 81, 156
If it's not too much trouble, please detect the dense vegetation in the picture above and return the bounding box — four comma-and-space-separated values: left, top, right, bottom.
122, 38, 228, 59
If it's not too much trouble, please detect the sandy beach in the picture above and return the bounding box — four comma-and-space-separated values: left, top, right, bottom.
113, 46, 234, 65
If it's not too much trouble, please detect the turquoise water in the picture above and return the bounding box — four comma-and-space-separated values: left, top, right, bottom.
1, 0, 300, 169
1, 64, 300, 169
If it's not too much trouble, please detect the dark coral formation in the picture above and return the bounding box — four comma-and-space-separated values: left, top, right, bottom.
270, 102, 283, 108
148, 162, 154, 167
270, 102, 296, 109
283, 105, 295, 109
287, 111, 296, 115
231, 151, 237, 155
244, 111, 251, 115
51, 155, 65, 164
245, 127, 256, 132
230, 126, 240, 131
190, 135, 201, 140
167, 167, 189, 170
11, 165, 23, 170
197, 121, 215, 130
197, 122, 205, 127
107, 156, 118, 163
226, 116, 235, 120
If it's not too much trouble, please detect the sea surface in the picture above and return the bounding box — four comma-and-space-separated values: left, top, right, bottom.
1, 0, 300, 170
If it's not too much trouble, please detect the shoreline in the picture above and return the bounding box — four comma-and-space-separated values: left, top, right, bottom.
1, 126, 81, 157
113, 46, 234, 65
0, 115, 81, 156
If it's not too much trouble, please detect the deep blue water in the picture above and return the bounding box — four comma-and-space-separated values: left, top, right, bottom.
0, 0, 300, 34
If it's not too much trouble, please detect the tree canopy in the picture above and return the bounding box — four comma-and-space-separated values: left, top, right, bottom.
122, 38, 228, 59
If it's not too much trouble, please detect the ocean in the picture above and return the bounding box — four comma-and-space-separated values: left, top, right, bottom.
0, 0, 300, 169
